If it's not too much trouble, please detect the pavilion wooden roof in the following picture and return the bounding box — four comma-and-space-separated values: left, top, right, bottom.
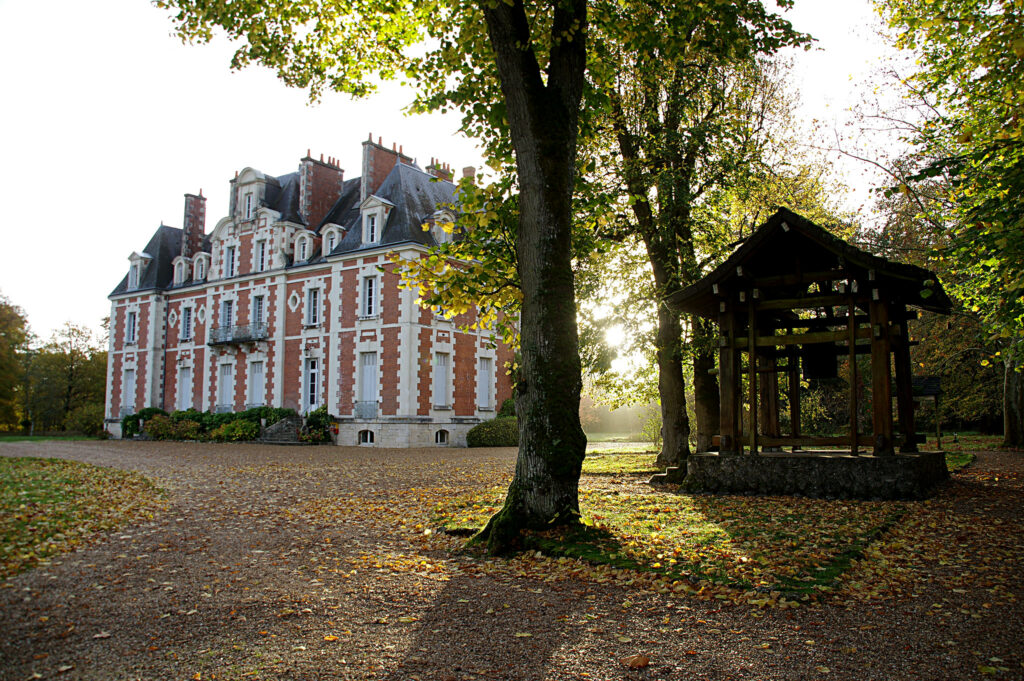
665, 208, 953, 319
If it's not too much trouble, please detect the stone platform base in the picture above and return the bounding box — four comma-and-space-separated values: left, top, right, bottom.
662, 450, 949, 500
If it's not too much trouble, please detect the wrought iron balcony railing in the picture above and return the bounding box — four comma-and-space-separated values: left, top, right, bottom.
208, 323, 269, 345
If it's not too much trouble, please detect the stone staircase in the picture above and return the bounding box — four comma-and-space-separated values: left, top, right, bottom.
260, 414, 304, 444
648, 465, 688, 486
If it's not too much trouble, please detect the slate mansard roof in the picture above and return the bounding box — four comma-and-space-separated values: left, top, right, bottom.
110, 160, 457, 297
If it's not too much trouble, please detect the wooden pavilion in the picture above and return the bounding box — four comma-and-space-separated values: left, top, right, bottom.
662, 208, 953, 499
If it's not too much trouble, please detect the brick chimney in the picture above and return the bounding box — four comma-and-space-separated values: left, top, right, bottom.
299, 151, 345, 228
426, 158, 454, 183
182, 191, 206, 258
462, 166, 476, 180
361, 133, 413, 202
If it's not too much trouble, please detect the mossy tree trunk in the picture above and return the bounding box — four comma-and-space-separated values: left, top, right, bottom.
1005, 353, 1024, 448
477, 0, 589, 555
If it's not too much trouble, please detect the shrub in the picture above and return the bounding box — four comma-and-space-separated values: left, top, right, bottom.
301, 406, 333, 443
120, 407, 168, 439
145, 414, 204, 441
236, 406, 298, 427
209, 419, 260, 442
498, 398, 516, 418
467, 417, 519, 447
170, 408, 204, 424
64, 403, 105, 437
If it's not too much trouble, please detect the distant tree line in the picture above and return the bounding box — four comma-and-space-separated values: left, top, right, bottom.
0, 292, 107, 436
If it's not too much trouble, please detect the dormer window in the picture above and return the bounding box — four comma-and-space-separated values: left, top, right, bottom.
359, 196, 393, 245
327, 231, 336, 253
243, 191, 254, 220
195, 257, 207, 281
128, 264, 140, 289
297, 236, 308, 262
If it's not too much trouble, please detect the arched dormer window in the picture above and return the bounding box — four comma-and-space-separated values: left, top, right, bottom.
322, 226, 341, 256
172, 257, 192, 285
193, 253, 210, 282
295, 234, 311, 262
429, 209, 457, 245
233, 167, 268, 222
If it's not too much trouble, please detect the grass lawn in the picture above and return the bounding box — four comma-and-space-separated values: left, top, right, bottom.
437, 449, 980, 603
0, 457, 164, 580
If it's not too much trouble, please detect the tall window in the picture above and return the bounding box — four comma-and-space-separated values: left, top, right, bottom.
305, 358, 319, 410
225, 246, 236, 278
244, 192, 254, 219
359, 352, 378, 402
218, 364, 233, 410
126, 311, 137, 344
362, 277, 377, 317
178, 366, 192, 411
256, 240, 267, 271
253, 296, 264, 326
196, 259, 205, 280
478, 357, 494, 409
123, 368, 136, 413
175, 262, 184, 284
128, 264, 140, 289
181, 307, 193, 341
306, 288, 320, 326
365, 214, 377, 242
248, 361, 265, 407
433, 352, 450, 408
298, 238, 308, 261
221, 300, 234, 328
327, 231, 336, 253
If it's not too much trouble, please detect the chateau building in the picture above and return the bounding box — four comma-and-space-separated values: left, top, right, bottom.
105, 135, 513, 446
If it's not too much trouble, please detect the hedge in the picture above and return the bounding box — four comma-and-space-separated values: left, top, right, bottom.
466, 417, 519, 447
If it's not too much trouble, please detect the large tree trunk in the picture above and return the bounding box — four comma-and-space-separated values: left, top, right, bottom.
477, 0, 588, 555
692, 317, 720, 453
1004, 354, 1024, 448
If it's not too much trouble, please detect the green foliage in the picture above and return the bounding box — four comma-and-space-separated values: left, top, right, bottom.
0, 292, 30, 428
878, 0, 1024, 357
121, 407, 168, 439
63, 403, 105, 438
236, 406, 298, 426
497, 398, 516, 419
144, 414, 204, 441
301, 405, 333, 443
466, 417, 519, 448
209, 419, 260, 443
638, 403, 662, 448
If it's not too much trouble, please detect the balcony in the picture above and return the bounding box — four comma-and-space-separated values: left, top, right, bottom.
208, 323, 269, 346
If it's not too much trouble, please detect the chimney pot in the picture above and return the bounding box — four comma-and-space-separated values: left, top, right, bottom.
378, 136, 382, 145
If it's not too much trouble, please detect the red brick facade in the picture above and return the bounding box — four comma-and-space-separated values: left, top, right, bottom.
106, 141, 514, 446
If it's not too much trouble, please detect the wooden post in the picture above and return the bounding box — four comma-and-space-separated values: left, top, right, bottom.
869, 293, 895, 455
893, 309, 917, 452
758, 354, 781, 449
848, 296, 859, 455
718, 304, 739, 455
748, 298, 759, 455
788, 347, 801, 452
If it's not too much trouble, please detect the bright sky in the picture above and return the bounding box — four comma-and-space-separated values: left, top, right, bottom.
0, 0, 896, 343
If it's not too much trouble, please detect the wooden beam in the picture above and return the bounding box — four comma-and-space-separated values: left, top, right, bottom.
788, 348, 801, 451
752, 269, 847, 288
734, 326, 872, 348
748, 301, 758, 455
718, 307, 740, 454
712, 434, 875, 448
848, 298, 859, 456
870, 297, 895, 455
893, 309, 918, 453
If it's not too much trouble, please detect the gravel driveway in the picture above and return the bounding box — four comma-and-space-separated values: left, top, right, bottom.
1, 440, 1021, 681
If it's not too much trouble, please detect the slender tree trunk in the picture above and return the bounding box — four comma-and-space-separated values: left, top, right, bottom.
654, 302, 691, 468
692, 317, 720, 453
477, 0, 588, 554
1004, 354, 1024, 448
